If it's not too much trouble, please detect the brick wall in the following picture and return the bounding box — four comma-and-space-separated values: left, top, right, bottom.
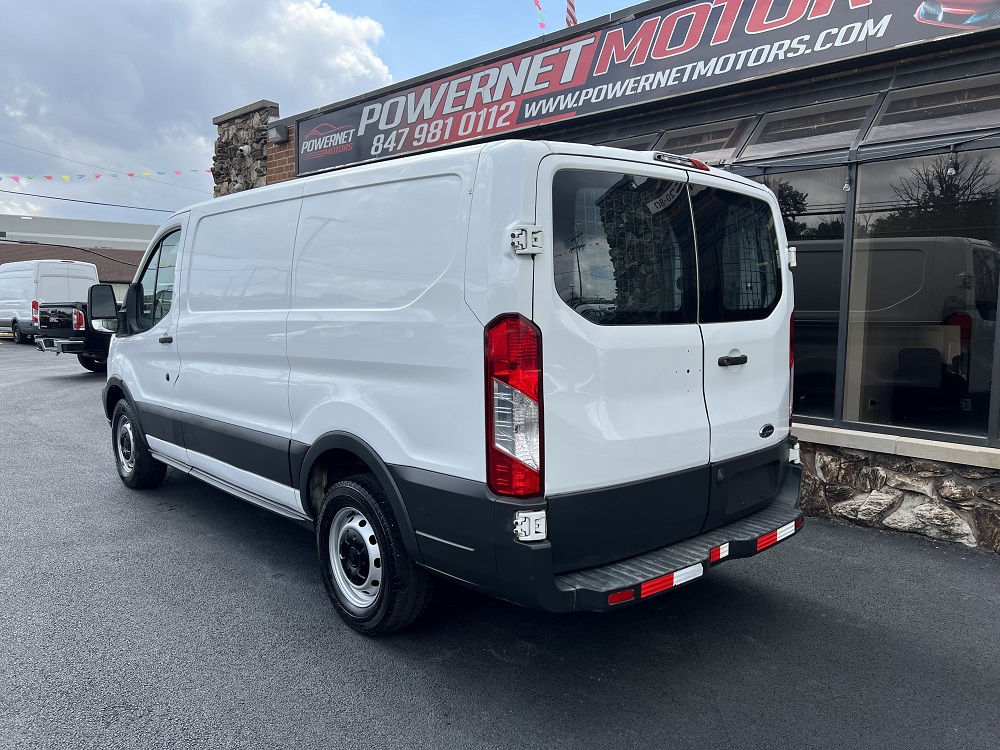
267, 127, 297, 185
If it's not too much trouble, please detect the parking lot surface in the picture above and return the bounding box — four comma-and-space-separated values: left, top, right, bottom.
2, 337, 999, 749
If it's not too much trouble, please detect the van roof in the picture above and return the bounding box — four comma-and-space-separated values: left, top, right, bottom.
171, 138, 771, 225
0, 246, 136, 282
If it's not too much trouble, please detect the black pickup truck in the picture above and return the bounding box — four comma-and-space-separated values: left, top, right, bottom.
35, 301, 113, 372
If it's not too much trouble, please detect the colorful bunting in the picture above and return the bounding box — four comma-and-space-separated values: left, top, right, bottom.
0, 169, 210, 184
534, 0, 545, 29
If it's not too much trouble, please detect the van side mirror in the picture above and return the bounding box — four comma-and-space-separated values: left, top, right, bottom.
89, 284, 118, 319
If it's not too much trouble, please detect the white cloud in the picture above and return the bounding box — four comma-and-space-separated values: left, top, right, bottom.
0, 0, 392, 222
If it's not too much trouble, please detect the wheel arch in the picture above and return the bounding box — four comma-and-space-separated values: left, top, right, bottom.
297, 432, 422, 563
103, 377, 142, 431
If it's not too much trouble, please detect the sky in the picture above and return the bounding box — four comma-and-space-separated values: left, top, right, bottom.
0, 0, 630, 227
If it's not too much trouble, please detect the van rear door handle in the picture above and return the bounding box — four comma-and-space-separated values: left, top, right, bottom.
158, 336, 173, 344
718, 354, 748, 367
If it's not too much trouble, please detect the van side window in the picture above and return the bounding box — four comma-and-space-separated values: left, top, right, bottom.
690, 185, 781, 323
135, 230, 180, 332
552, 169, 697, 325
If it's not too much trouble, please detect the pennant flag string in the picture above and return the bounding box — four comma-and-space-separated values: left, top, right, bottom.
0, 169, 212, 184
534, 0, 546, 30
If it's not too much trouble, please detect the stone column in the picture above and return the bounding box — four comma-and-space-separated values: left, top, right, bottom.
211, 100, 279, 197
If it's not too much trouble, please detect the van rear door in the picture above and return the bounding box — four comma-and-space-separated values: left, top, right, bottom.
689, 175, 792, 461
688, 174, 793, 532
532, 157, 711, 571
36, 262, 99, 303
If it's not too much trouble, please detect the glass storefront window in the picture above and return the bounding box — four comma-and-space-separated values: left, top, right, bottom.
755, 168, 848, 418
598, 133, 660, 151
845, 150, 1000, 436
739, 96, 877, 162
865, 74, 1000, 144
654, 118, 755, 165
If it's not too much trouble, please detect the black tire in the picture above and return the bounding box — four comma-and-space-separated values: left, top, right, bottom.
77, 354, 108, 373
111, 399, 167, 489
317, 474, 433, 634
11, 320, 24, 344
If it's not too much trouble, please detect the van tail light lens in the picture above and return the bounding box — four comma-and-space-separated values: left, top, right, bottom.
486, 314, 542, 497
31, 300, 39, 324
72, 309, 85, 331
789, 313, 795, 423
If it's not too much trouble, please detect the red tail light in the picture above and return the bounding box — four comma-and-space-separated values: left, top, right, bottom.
31, 300, 39, 324
485, 314, 542, 497
72, 309, 85, 331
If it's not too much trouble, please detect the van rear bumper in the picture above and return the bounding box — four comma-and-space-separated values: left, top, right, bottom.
495, 464, 802, 612
392, 463, 802, 613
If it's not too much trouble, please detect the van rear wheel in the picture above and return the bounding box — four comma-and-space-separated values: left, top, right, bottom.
317, 474, 433, 634
111, 400, 167, 489
11, 321, 24, 344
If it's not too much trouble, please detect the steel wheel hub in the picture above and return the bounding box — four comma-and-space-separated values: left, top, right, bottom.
329, 506, 382, 610
117, 417, 135, 475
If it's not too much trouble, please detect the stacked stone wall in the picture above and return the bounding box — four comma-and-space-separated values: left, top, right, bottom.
799, 442, 1000, 552
211, 101, 278, 197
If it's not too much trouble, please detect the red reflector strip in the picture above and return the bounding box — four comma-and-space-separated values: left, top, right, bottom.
757, 520, 798, 551
795, 517, 804, 530
640, 563, 702, 598
709, 542, 730, 562
608, 589, 635, 605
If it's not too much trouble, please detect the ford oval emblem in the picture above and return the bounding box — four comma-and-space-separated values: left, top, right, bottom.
759, 424, 774, 439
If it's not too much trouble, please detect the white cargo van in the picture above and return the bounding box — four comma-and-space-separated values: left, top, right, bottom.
0, 260, 100, 344
91, 140, 802, 633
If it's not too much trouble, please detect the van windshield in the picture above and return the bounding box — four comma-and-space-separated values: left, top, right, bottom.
552, 169, 781, 325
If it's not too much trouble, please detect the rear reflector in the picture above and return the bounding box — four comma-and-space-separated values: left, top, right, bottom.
709, 542, 730, 562
640, 563, 703, 598
608, 589, 635, 605
756, 520, 798, 552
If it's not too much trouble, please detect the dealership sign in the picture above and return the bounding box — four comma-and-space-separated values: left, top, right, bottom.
297, 0, 989, 174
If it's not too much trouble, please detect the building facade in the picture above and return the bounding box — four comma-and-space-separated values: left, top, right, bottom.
217, 0, 1000, 551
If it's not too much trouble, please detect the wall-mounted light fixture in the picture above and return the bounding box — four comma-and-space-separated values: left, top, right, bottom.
843, 175, 852, 192
267, 124, 289, 144
946, 147, 957, 177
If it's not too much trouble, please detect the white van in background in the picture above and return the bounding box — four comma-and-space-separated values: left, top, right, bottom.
91, 140, 802, 634
0, 260, 100, 344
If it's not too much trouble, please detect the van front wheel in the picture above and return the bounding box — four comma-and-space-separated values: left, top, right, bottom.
317, 474, 433, 634
111, 399, 167, 489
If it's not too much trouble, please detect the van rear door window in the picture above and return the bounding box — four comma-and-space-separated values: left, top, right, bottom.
553, 171, 780, 325
552, 169, 697, 325
690, 185, 781, 323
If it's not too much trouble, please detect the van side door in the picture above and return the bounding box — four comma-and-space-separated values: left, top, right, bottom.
174, 198, 301, 512
116, 220, 187, 466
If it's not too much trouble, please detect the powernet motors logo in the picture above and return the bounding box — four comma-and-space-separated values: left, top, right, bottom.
299, 122, 357, 162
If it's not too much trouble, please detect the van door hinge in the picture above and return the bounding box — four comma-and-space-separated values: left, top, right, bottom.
510, 225, 543, 255
513, 510, 547, 541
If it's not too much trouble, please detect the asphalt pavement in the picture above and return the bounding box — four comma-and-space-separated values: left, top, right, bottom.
2, 336, 999, 750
